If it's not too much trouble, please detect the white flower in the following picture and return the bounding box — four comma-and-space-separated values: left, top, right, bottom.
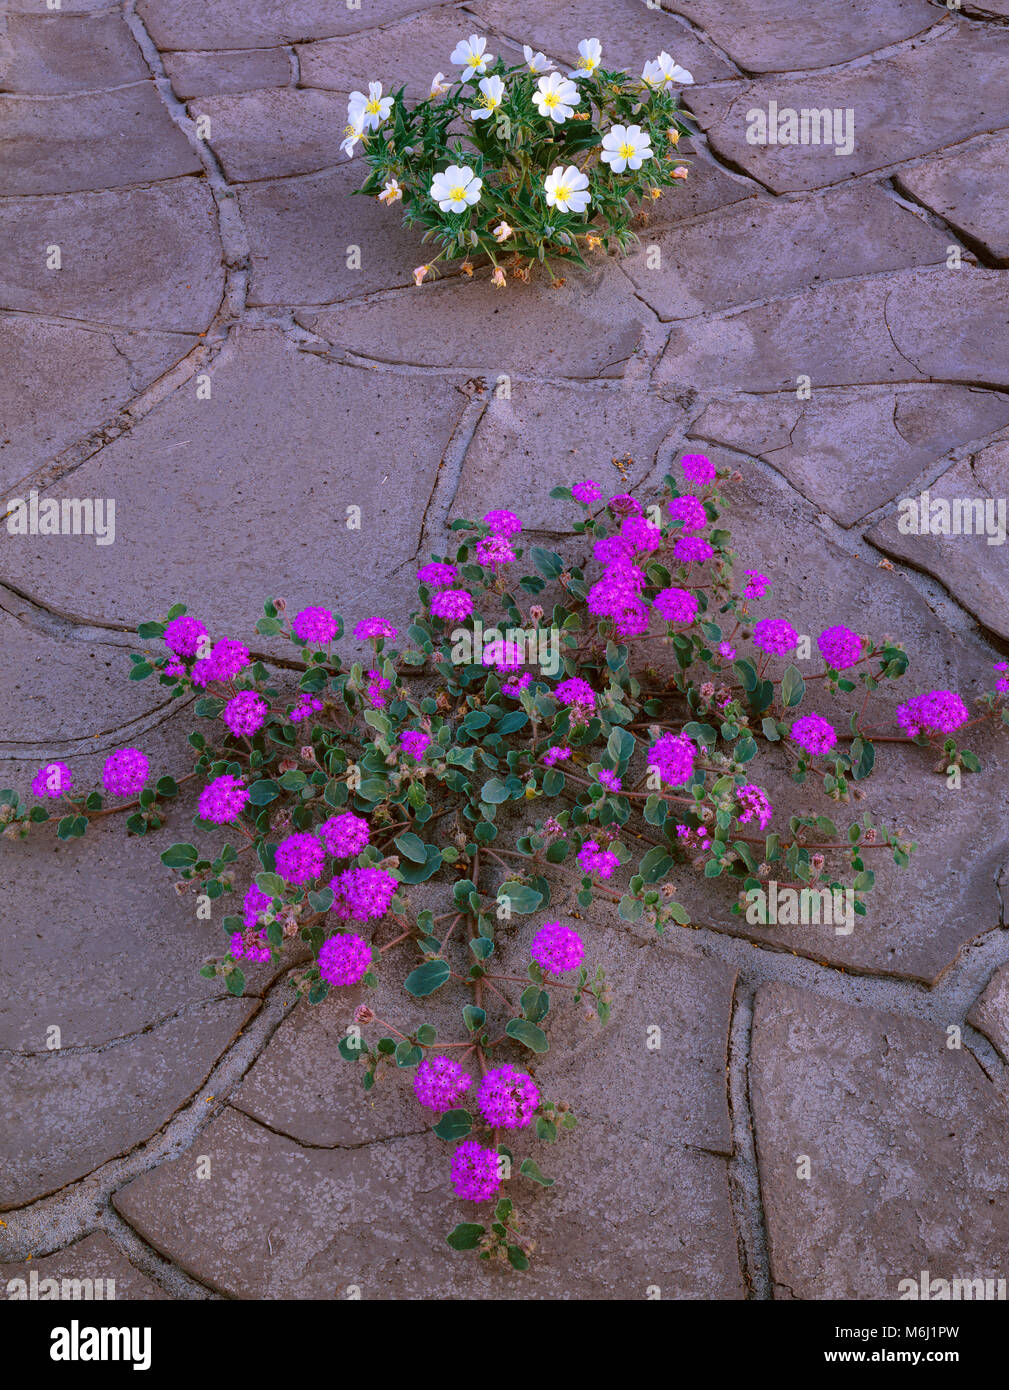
568, 38, 602, 79
523, 45, 553, 73
544, 164, 591, 214
340, 119, 365, 158
533, 71, 580, 123
378, 178, 402, 204
430, 164, 483, 213
600, 123, 653, 172
430, 71, 450, 97
470, 74, 505, 119
641, 52, 694, 90
348, 81, 393, 132
450, 34, 494, 80
491, 267, 507, 288
493, 220, 513, 243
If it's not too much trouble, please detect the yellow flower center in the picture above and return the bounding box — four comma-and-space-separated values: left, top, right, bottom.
365, 98, 382, 114
554, 182, 571, 201
577, 57, 598, 71
619, 142, 635, 159
449, 184, 467, 201
480, 94, 498, 108
542, 91, 559, 107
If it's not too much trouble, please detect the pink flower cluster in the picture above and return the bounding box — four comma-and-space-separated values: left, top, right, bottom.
354, 617, 397, 641
417, 561, 457, 589
230, 928, 271, 964
102, 748, 149, 798
896, 690, 970, 738
653, 586, 697, 625
275, 831, 325, 885
400, 729, 430, 762
475, 534, 515, 568
555, 677, 596, 715
318, 931, 371, 986
31, 761, 73, 799
650, 732, 696, 788
736, 783, 773, 830
292, 606, 338, 645
681, 453, 716, 487
818, 625, 862, 671
431, 589, 473, 622
243, 882, 272, 929
192, 639, 251, 688
223, 690, 267, 737
483, 509, 522, 537
790, 713, 837, 756
319, 812, 369, 858
199, 773, 249, 824
572, 479, 601, 505
577, 838, 619, 880
451, 1140, 500, 1201
530, 921, 584, 973
476, 1064, 540, 1129
329, 866, 397, 921
164, 614, 207, 658
667, 495, 707, 532
413, 1056, 472, 1112
752, 618, 798, 656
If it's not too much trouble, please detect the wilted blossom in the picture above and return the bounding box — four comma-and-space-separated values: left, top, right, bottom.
607, 493, 641, 517
752, 618, 798, 656
736, 784, 773, 830
530, 921, 584, 973
431, 589, 473, 622
413, 1056, 472, 1112
291, 606, 338, 645
451, 1140, 501, 1201
790, 713, 838, 756
818, 625, 862, 670
650, 732, 696, 787
199, 773, 249, 824
318, 931, 372, 986
102, 748, 149, 798
275, 831, 325, 885
653, 586, 697, 624
329, 866, 397, 920
896, 690, 970, 738
477, 1064, 540, 1129
31, 761, 73, 799
319, 812, 370, 858
163, 614, 207, 658
222, 690, 267, 738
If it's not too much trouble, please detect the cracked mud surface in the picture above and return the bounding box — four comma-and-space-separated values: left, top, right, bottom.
2, 0, 1009, 1300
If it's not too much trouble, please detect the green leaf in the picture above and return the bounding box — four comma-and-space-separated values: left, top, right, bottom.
394, 831, 427, 863
404, 959, 451, 997
530, 546, 564, 580
446, 1222, 485, 1251
519, 1157, 554, 1187
161, 842, 198, 867
496, 882, 543, 914
505, 1018, 549, 1053
433, 1109, 473, 1141
638, 844, 673, 883
225, 967, 246, 996
507, 1245, 530, 1271
781, 665, 805, 708
255, 871, 288, 897
463, 1005, 486, 1031
480, 777, 511, 804
248, 779, 280, 806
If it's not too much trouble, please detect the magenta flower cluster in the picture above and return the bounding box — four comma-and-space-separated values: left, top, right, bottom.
476, 1064, 540, 1129
650, 732, 696, 788
329, 866, 397, 921
413, 1056, 472, 1112
275, 831, 325, 885
192, 638, 251, 688
896, 690, 970, 738
318, 931, 372, 986
451, 1140, 500, 1201
653, 586, 697, 625
530, 921, 584, 973
222, 690, 267, 738
319, 813, 369, 858
31, 761, 73, 799
790, 713, 838, 756
431, 589, 473, 622
102, 748, 149, 798
736, 783, 773, 830
818, 625, 862, 671
752, 618, 798, 656
199, 773, 249, 824
577, 838, 620, 880
164, 613, 207, 657
291, 606, 338, 645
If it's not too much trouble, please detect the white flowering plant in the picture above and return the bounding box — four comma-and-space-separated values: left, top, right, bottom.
8, 457, 1009, 1273
345, 35, 696, 283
